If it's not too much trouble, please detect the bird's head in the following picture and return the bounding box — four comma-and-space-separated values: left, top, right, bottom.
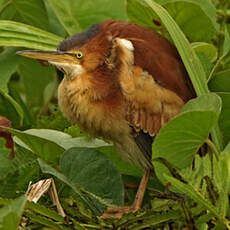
17, 21, 135, 101
17, 22, 134, 80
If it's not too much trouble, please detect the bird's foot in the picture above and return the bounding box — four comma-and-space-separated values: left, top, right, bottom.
101, 170, 151, 219
101, 205, 139, 219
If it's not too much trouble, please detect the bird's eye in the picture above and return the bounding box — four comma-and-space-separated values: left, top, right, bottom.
76, 51, 83, 59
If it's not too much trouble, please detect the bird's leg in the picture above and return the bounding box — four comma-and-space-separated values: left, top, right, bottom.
101, 169, 151, 219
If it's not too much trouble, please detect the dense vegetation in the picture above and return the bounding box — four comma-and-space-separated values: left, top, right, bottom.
0, 0, 230, 229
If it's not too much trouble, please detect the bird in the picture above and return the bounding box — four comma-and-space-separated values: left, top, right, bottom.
17, 20, 195, 218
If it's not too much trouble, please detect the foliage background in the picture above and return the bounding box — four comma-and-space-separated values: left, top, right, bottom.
0, 0, 230, 229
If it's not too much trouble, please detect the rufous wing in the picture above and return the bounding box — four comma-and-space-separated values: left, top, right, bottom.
122, 66, 185, 137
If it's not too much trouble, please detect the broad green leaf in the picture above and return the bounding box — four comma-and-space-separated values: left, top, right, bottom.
217, 93, 230, 147
60, 147, 124, 206
152, 111, 218, 182
223, 142, 230, 154
43, 0, 67, 37
223, 26, 230, 57
19, 129, 110, 150
143, 0, 222, 152
18, 58, 56, 113
127, 0, 217, 42
0, 139, 12, 180
126, 0, 162, 30
38, 158, 105, 215
99, 146, 142, 177
4, 127, 64, 164
164, 174, 226, 225
16, 129, 143, 176
0, 195, 27, 230
182, 93, 222, 115
154, 0, 218, 30
207, 27, 230, 82
0, 20, 62, 50
196, 52, 212, 77
163, 0, 217, 42
208, 73, 230, 146
47, 0, 127, 35
0, 0, 49, 30
191, 42, 217, 76
0, 47, 21, 93
192, 42, 218, 63
209, 70, 230, 93
0, 89, 23, 126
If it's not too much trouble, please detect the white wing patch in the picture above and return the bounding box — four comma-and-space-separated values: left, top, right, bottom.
118, 39, 134, 51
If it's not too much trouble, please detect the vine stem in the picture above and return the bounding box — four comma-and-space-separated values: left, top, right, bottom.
205, 138, 219, 161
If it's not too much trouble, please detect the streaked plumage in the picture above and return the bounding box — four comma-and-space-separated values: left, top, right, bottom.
57, 20, 194, 169
17, 20, 195, 217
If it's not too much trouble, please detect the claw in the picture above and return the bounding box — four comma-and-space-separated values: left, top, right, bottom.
101, 206, 137, 219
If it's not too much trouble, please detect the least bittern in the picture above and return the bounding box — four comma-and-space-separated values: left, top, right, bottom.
17, 20, 195, 218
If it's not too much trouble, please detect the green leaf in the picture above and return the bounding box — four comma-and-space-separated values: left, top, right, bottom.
207, 27, 230, 82
0, 0, 49, 30
153, 94, 221, 181
152, 111, 218, 182
0, 89, 24, 126
182, 93, 222, 115
4, 127, 64, 164
0, 47, 21, 93
60, 147, 124, 206
213, 152, 230, 218
38, 158, 105, 215
192, 42, 218, 63
18, 58, 56, 113
164, 174, 226, 225
24, 211, 64, 230
43, 0, 66, 37
163, 0, 217, 42
143, 0, 222, 152
0, 195, 27, 230
191, 42, 217, 77
223, 26, 230, 57
127, 0, 217, 42
0, 20, 62, 50
216, 93, 230, 147
209, 70, 230, 93
0, 145, 39, 198
126, 0, 161, 30
0, 139, 12, 180
47, 0, 127, 35
99, 146, 142, 177
127, 211, 181, 229
16, 129, 143, 177
18, 129, 110, 150
26, 201, 64, 223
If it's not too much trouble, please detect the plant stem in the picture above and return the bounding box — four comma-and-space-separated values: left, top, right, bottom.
205, 138, 219, 160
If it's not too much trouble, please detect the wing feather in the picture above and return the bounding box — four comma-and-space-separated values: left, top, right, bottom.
121, 65, 185, 138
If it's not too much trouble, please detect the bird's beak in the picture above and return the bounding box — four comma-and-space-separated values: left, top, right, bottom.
16, 50, 76, 64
